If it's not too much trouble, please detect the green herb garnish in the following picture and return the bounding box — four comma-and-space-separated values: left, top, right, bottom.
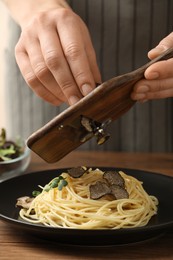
32, 175, 68, 197
32, 190, 41, 197
44, 176, 68, 191
58, 178, 68, 191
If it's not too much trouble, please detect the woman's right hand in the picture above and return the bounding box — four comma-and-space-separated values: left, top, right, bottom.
15, 6, 101, 105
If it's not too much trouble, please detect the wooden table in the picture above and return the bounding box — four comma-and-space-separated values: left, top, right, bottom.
0, 151, 173, 260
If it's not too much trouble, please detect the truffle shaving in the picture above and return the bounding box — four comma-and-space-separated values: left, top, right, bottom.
89, 181, 111, 199
90, 170, 129, 200
67, 166, 88, 178
103, 171, 125, 187
110, 184, 129, 200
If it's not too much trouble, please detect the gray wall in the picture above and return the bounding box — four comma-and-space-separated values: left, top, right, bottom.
4, 0, 173, 152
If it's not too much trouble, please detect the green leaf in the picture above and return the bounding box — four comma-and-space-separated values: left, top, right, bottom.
0, 145, 16, 160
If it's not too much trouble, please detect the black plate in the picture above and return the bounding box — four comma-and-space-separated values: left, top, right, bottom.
0, 168, 173, 246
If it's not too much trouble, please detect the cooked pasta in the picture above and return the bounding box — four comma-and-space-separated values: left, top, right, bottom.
19, 168, 158, 229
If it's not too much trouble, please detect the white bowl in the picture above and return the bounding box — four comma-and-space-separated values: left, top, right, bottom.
0, 146, 30, 182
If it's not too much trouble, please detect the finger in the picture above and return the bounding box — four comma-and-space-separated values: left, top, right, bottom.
24, 37, 67, 103
148, 32, 173, 59
81, 22, 101, 84
131, 92, 148, 101
132, 88, 173, 101
15, 45, 63, 105
134, 77, 173, 93
144, 58, 173, 80
57, 12, 97, 96
148, 46, 168, 60
38, 27, 83, 105
131, 78, 173, 100
147, 88, 173, 99
133, 78, 173, 93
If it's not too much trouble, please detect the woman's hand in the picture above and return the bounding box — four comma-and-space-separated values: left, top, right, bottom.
131, 32, 173, 102
12, 2, 101, 105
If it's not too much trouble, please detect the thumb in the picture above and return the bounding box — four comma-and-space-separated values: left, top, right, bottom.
148, 32, 173, 59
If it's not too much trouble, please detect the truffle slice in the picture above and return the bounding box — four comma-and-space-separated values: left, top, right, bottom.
89, 181, 111, 199
67, 166, 88, 178
103, 171, 125, 187
110, 185, 129, 200
81, 116, 93, 132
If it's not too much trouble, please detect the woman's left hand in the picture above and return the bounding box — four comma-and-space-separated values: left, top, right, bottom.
131, 32, 173, 102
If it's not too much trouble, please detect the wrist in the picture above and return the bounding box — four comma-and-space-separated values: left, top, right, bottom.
3, 0, 71, 27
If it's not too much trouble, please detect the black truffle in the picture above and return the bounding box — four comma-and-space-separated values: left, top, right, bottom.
110, 184, 129, 200
89, 181, 111, 199
103, 171, 125, 187
67, 166, 88, 178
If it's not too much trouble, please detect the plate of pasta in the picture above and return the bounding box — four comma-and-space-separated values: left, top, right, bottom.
0, 167, 173, 246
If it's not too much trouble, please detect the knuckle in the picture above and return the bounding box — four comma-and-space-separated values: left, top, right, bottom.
34, 9, 74, 28
64, 43, 82, 61
44, 50, 59, 70
34, 63, 48, 79
25, 72, 38, 87
58, 8, 76, 22
74, 70, 89, 82
58, 8, 70, 19
60, 80, 73, 91
31, 12, 50, 27
35, 12, 46, 24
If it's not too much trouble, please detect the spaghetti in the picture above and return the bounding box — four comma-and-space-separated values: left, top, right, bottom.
18, 168, 158, 229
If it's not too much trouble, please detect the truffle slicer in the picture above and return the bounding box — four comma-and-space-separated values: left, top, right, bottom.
27, 48, 173, 163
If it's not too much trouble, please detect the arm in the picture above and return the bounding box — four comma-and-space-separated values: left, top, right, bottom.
1, 0, 101, 105
131, 32, 173, 102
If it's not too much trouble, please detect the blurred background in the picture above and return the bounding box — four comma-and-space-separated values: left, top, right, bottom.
0, 0, 173, 152
0, 2, 8, 130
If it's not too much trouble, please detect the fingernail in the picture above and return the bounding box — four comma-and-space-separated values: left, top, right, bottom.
69, 95, 80, 105
138, 85, 149, 93
81, 84, 93, 96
